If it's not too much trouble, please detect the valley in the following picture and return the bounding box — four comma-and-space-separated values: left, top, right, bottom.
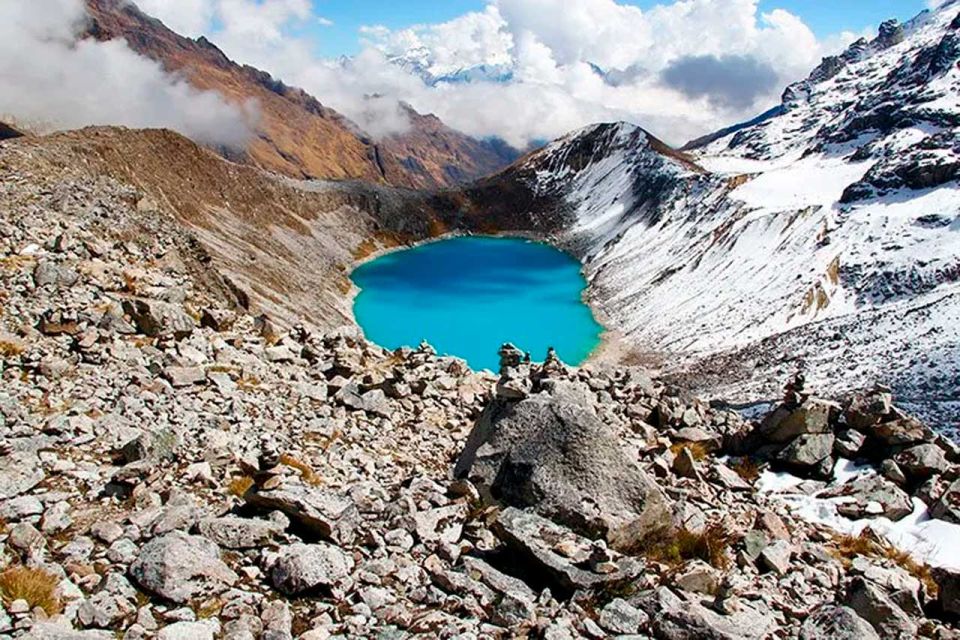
1, 1, 959, 639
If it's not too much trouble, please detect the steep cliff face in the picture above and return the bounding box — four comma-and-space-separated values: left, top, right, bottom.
82, 0, 517, 189
478, 4, 960, 424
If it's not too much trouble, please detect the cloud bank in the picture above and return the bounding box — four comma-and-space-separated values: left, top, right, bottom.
135, 0, 873, 148
0, 0, 254, 148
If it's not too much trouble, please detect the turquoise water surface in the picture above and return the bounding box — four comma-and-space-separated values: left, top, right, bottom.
351, 236, 603, 372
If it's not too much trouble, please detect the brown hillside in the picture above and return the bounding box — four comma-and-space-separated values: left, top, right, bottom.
83, 0, 516, 189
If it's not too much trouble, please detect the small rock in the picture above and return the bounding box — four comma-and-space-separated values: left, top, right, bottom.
674, 560, 719, 595
122, 298, 195, 339
156, 620, 220, 640
598, 598, 647, 635
197, 517, 283, 550
759, 540, 793, 576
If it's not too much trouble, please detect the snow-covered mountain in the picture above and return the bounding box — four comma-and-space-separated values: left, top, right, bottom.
498, 3, 960, 426
386, 47, 514, 86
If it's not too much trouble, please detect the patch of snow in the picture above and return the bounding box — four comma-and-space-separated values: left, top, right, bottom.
729, 158, 872, 210
760, 459, 960, 570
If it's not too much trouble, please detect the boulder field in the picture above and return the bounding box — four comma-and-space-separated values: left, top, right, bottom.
1, 145, 960, 639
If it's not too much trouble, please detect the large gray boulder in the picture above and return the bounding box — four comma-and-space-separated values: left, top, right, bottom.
491, 507, 644, 593
776, 434, 835, 478
822, 475, 914, 521
269, 542, 353, 597
799, 605, 879, 640
33, 261, 79, 288
846, 577, 918, 639
122, 298, 195, 338
455, 390, 671, 550
129, 532, 238, 604
21, 624, 115, 640
245, 481, 358, 544
0, 451, 45, 499
632, 587, 776, 640
758, 399, 833, 443
894, 444, 950, 481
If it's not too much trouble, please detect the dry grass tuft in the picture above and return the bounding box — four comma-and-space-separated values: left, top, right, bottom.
670, 441, 711, 462
352, 238, 379, 261
0, 566, 64, 615
194, 597, 224, 619
226, 476, 254, 498
121, 271, 139, 294
427, 217, 450, 238
236, 375, 261, 392
280, 454, 323, 486
832, 531, 938, 597
634, 522, 735, 571
730, 457, 763, 483
0, 339, 25, 358
0, 255, 36, 273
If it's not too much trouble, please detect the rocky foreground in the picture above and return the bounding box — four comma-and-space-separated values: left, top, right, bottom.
2, 165, 960, 640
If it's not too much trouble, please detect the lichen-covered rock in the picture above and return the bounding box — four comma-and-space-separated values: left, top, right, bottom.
456, 387, 672, 550
268, 542, 353, 596
122, 298, 195, 338
799, 605, 879, 640
244, 481, 358, 544
129, 532, 238, 604
0, 452, 44, 499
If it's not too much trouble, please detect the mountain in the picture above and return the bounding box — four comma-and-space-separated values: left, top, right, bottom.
83, 0, 518, 189
473, 4, 960, 426
378, 104, 521, 189
386, 47, 515, 86
680, 105, 784, 151
5, 118, 960, 640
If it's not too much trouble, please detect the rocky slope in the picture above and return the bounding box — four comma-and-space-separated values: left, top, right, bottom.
484, 3, 960, 428
83, 0, 518, 189
3, 151, 960, 638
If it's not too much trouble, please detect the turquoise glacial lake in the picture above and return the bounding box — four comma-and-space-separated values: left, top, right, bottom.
351, 236, 604, 372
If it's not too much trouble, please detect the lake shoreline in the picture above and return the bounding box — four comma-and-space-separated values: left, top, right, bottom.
347, 234, 608, 373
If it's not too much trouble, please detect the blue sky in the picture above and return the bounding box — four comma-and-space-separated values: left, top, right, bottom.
309, 0, 932, 57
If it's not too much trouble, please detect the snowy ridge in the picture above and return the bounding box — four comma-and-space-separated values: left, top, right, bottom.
510, 3, 960, 426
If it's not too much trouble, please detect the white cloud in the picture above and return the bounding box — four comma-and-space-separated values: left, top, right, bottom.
134, 0, 217, 37
347, 0, 853, 146
129, 0, 873, 147
0, 0, 255, 148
